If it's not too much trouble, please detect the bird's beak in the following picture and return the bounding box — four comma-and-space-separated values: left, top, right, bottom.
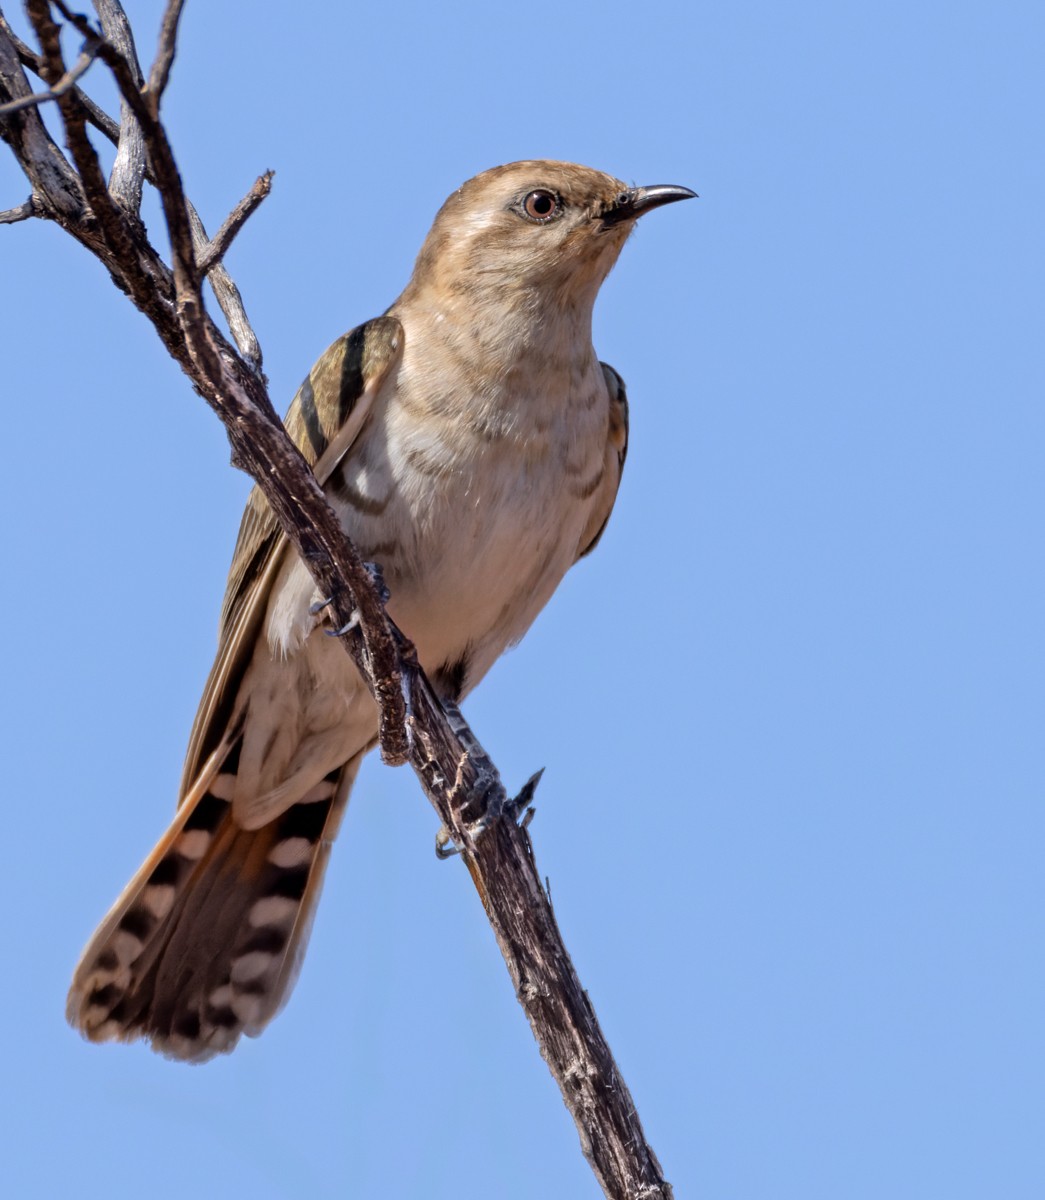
600, 184, 698, 227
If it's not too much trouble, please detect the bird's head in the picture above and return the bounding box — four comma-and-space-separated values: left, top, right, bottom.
402, 160, 695, 316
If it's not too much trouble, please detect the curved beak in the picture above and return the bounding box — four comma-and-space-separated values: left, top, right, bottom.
601, 184, 698, 227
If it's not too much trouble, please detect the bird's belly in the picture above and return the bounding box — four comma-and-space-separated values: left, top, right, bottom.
369, 443, 590, 687
387, 492, 581, 686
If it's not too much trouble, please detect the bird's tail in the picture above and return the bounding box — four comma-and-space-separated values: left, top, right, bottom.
66, 741, 360, 1062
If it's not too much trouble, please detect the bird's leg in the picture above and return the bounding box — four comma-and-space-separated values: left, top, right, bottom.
361, 559, 392, 604
433, 716, 543, 858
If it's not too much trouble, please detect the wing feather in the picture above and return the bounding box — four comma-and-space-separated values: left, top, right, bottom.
178, 317, 404, 801
576, 361, 629, 561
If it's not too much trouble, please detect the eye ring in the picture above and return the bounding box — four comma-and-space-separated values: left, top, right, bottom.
519, 189, 562, 224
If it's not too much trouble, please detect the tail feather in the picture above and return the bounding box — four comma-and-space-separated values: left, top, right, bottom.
67, 747, 360, 1062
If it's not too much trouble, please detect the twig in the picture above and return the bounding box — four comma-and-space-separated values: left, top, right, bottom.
8, 17, 122, 142
196, 170, 274, 276
0, 32, 98, 116
146, 0, 183, 100
2, 9, 263, 371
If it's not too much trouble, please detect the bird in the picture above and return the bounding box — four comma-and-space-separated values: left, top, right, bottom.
67, 160, 694, 1061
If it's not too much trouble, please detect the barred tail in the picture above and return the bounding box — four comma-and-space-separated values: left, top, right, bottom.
67, 745, 360, 1062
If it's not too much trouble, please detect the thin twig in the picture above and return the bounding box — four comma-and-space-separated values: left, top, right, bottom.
196, 170, 274, 276
188, 203, 265, 375
7, 14, 263, 370
8, 19, 123, 143
146, 0, 183, 100
3, 13, 40, 69
0, 33, 98, 116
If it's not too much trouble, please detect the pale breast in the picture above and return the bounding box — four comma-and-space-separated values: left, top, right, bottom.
324, 353, 614, 694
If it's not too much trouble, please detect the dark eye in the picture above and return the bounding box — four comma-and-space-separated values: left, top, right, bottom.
521, 189, 561, 223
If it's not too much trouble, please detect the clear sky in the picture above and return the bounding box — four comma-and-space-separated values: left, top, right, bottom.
2, 1, 1042, 1197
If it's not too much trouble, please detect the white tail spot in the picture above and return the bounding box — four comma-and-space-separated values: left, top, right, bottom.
267, 837, 313, 868
231, 951, 274, 984
300, 780, 336, 803
249, 896, 298, 927
112, 929, 144, 965
230, 991, 264, 1026
87, 1016, 123, 1040
203, 1025, 240, 1054
143, 884, 176, 919
208, 773, 236, 801
175, 830, 210, 860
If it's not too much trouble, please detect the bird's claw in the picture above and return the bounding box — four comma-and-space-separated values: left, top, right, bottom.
435, 769, 543, 860
504, 768, 544, 824
435, 827, 460, 859
325, 611, 361, 637
311, 563, 388, 634
310, 595, 358, 636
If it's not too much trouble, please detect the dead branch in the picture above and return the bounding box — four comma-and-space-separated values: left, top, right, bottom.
0, 192, 34, 220
0, 6, 672, 1197
196, 170, 274, 276
0, 28, 96, 115
2, 7, 263, 371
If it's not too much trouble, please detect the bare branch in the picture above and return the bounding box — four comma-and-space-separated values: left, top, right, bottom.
146, 0, 183, 100
187, 202, 265, 375
4, 13, 263, 370
2, 13, 39, 69
7, 20, 124, 146
0, 194, 35, 222
0, 14, 86, 222
28, 0, 166, 318
92, 0, 145, 211
50, 0, 197, 292
196, 170, 274, 276
0, 32, 98, 117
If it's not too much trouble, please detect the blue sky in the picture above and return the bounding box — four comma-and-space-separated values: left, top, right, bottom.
2, 1, 1043, 1196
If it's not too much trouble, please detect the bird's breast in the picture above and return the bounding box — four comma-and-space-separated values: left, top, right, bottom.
323, 358, 612, 688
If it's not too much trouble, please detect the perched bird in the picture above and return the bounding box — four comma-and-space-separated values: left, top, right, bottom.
67, 160, 694, 1061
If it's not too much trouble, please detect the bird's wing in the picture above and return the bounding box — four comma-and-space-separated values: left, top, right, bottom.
178, 316, 404, 802
576, 361, 630, 560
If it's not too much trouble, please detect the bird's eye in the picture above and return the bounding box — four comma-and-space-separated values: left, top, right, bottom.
520, 189, 561, 223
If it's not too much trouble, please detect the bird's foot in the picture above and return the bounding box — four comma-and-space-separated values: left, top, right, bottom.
433, 769, 542, 859
363, 560, 391, 604
504, 768, 543, 828
311, 562, 389, 636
